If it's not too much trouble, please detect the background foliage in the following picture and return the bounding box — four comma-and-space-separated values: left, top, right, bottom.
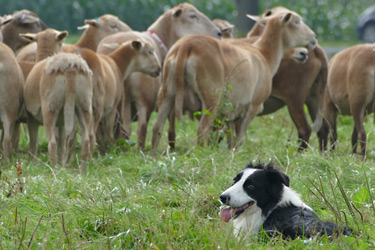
0, 0, 371, 41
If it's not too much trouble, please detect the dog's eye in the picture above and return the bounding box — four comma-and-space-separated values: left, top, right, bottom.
247, 184, 254, 189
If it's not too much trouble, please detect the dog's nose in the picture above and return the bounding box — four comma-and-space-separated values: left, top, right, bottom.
220, 194, 230, 205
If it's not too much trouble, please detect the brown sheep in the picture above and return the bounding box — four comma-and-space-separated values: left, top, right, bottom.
247, 6, 328, 151
79, 39, 161, 152
96, 3, 222, 150
0, 41, 24, 160
315, 44, 375, 155
1, 10, 47, 53
17, 14, 132, 62
212, 19, 235, 38
168, 7, 327, 152
21, 29, 94, 169
151, 11, 317, 152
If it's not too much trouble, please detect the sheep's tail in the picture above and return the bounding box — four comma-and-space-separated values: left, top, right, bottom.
64, 73, 76, 136
174, 46, 191, 121
311, 46, 328, 133
46, 53, 92, 135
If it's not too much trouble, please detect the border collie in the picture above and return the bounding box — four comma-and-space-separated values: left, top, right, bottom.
220, 162, 352, 239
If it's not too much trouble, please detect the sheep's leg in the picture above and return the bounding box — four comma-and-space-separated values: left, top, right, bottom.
168, 110, 176, 150
92, 104, 103, 135
351, 126, 358, 153
12, 121, 21, 152
136, 106, 148, 150
285, 101, 311, 151
96, 122, 106, 153
351, 107, 367, 155
197, 110, 216, 147
103, 107, 117, 148
44, 112, 58, 166
151, 94, 174, 153
65, 122, 78, 164
88, 119, 96, 158
349, 79, 370, 155
234, 104, 263, 149
77, 108, 92, 171
1, 115, 13, 160
27, 113, 39, 158
57, 126, 66, 166
119, 78, 132, 140
321, 89, 338, 151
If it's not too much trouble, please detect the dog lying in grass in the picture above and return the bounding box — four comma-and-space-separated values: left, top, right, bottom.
220, 162, 352, 239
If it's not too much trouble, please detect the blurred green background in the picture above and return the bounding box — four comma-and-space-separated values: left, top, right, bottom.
0, 0, 371, 42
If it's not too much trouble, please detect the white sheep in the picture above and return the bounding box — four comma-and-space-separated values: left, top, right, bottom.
0, 41, 24, 160
21, 29, 94, 169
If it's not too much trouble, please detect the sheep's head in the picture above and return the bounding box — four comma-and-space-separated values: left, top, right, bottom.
148, 2, 222, 44
20, 28, 68, 60
77, 14, 131, 45
212, 19, 234, 39
2, 10, 48, 52
130, 40, 161, 77
104, 39, 161, 78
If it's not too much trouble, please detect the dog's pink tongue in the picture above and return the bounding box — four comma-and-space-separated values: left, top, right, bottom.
221, 207, 232, 222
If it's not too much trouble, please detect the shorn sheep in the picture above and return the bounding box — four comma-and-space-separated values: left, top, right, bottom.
0, 17, 24, 160
247, 7, 328, 151
79, 39, 161, 151
1, 9, 47, 53
97, 3, 222, 149
151, 11, 316, 152
314, 43, 375, 155
17, 14, 131, 62
21, 29, 94, 169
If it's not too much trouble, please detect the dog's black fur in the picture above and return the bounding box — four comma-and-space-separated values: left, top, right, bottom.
220, 162, 352, 239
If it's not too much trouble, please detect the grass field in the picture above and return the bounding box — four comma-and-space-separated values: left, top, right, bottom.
1, 103, 375, 249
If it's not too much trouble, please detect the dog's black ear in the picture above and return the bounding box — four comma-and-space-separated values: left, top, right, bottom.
245, 161, 264, 170
265, 163, 290, 187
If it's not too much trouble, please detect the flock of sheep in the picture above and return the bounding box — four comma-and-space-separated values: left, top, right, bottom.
0, 3, 374, 170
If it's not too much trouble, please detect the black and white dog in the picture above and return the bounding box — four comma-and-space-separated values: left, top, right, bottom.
220, 162, 352, 239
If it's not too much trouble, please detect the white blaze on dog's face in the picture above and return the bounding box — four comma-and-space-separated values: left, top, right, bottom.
220, 168, 260, 222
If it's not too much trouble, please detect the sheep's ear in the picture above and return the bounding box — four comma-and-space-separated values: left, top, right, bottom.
246, 14, 266, 26
172, 8, 182, 17
221, 25, 234, 33
246, 14, 260, 22
102, 42, 122, 50
282, 12, 292, 24
131, 40, 143, 51
56, 31, 68, 41
1, 15, 14, 25
77, 24, 90, 30
85, 18, 99, 27
19, 33, 38, 42
263, 9, 272, 17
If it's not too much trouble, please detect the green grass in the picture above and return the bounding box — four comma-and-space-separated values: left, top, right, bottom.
1, 108, 375, 249
64, 34, 81, 45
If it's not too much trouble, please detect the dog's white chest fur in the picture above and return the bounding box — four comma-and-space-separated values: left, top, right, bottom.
232, 209, 264, 237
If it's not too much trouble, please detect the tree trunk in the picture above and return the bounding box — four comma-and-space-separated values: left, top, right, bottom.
235, 0, 259, 34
